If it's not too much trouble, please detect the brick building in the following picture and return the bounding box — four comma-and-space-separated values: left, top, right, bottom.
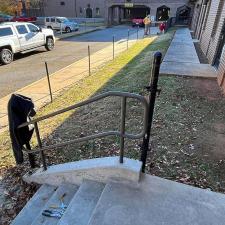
43, 0, 194, 25
191, 0, 225, 93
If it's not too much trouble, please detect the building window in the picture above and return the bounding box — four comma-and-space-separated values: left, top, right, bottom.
96, 7, 100, 16
80, 7, 83, 14
60, 1, 65, 6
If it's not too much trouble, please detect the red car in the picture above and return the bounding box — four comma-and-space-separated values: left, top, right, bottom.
11, 16, 37, 22
132, 18, 144, 27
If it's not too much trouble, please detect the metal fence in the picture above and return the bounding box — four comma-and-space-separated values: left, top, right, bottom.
40, 28, 144, 103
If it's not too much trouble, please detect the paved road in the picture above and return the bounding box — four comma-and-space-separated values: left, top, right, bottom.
0, 25, 142, 98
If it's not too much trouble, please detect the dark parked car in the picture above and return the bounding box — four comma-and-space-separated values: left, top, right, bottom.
11, 16, 37, 22
0, 14, 12, 23
132, 18, 144, 27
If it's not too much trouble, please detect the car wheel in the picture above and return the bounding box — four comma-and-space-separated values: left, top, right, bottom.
65, 27, 72, 33
0, 48, 13, 65
45, 37, 54, 51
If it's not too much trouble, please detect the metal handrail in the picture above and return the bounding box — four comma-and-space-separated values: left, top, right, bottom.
18, 91, 148, 128
18, 91, 149, 170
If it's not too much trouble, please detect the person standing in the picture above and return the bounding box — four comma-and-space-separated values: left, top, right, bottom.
159, 22, 166, 34
143, 15, 151, 35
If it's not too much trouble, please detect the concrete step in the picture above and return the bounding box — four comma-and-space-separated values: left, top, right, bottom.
160, 61, 217, 78
58, 180, 105, 225
11, 184, 57, 225
88, 175, 225, 225
31, 183, 79, 225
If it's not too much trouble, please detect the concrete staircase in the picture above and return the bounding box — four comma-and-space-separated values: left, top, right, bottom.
12, 180, 105, 225
11, 157, 225, 225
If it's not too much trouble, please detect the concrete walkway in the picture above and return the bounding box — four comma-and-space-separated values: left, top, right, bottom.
0, 28, 152, 133
160, 28, 217, 78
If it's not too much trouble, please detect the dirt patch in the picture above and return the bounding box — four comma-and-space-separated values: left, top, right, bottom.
189, 79, 225, 159
150, 76, 225, 192
191, 78, 222, 100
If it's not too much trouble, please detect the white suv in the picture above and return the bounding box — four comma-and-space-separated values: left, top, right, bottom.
0, 22, 55, 65
44, 17, 79, 33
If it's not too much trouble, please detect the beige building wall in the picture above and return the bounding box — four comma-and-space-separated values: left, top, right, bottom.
43, 0, 192, 20
43, 0, 106, 18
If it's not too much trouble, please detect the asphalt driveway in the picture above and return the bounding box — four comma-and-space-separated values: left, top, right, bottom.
0, 25, 142, 98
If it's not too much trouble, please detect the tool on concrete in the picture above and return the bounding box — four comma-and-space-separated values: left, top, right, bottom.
42, 210, 62, 219
43, 193, 68, 219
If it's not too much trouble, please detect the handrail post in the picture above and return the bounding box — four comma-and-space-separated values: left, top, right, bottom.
127, 29, 129, 50
137, 25, 139, 40
26, 143, 36, 168
113, 35, 115, 60
34, 122, 47, 171
45, 62, 53, 103
88, 45, 91, 76
140, 52, 162, 172
120, 96, 127, 163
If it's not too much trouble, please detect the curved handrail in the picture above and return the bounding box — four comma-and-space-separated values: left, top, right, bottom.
18, 91, 149, 169
18, 91, 148, 129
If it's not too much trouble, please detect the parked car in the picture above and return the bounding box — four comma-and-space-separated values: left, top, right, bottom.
132, 18, 144, 27
0, 22, 55, 65
39, 17, 79, 33
11, 16, 37, 22
0, 14, 13, 23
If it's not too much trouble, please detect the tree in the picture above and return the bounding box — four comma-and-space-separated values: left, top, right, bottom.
0, 0, 17, 15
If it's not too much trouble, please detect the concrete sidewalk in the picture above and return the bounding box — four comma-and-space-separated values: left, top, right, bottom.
160, 28, 217, 78
0, 28, 148, 133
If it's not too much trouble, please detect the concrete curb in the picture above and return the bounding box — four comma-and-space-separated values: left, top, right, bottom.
23, 157, 142, 186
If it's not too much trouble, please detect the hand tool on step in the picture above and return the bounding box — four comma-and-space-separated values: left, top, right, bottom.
59, 193, 67, 209
49, 193, 67, 211
42, 210, 62, 219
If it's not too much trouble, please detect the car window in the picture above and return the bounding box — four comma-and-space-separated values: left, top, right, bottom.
0, 27, 13, 37
16, 25, 28, 34
28, 24, 39, 32
46, 18, 49, 22
56, 19, 61, 23
51, 18, 55, 22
